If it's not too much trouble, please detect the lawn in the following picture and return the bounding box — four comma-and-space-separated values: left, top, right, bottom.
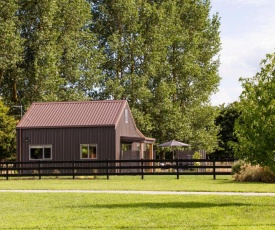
0, 176, 274, 229
0, 192, 274, 229
1, 175, 275, 193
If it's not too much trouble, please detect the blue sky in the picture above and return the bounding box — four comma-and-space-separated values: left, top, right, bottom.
210, 0, 275, 105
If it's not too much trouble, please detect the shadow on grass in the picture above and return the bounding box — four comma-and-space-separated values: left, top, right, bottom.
65, 201, 251, 209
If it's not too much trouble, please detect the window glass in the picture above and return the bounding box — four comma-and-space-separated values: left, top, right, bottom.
81, 144, 97, 159
44, 147, 52, 159
30, 147, 43, 159
81, 145, 89, 159
89, 146, 97, 159
30, 145, 52, 160
125, 108, 128, 123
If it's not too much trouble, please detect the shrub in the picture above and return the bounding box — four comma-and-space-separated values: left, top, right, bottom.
0, 101, 17, 160
192, 152, 201, 172
231, 160, 245, 175
261, 167, 275, 183
232, 163, 275, 183
192, 151, 201, 166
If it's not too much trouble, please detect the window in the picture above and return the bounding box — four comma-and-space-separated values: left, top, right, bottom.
125, 108, 128, 123
81, 144, 97, 159
30, 145, 52, 160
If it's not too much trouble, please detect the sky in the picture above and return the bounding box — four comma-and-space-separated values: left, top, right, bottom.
210, 0, 275, 106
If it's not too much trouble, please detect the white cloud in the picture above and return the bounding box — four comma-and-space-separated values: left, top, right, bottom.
210, 1, 275, 105
211, 85, 242, 106
219, 0, 271, 7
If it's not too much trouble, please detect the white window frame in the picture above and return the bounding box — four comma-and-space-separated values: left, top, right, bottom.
29, 145, 52, 160
80, 144, 97, 160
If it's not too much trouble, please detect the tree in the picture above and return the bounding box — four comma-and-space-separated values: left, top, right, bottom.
235, 52, 275, 171
0, 101, 17, 160
91, 0, 221, 152
0, 0, 23, 104
91, 0, 152, 102
210, 102, 240, 158
1, 0, 103, 107
185, 105, 220, 153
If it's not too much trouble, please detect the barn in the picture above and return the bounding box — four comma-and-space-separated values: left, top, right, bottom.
16, 100, 155, 163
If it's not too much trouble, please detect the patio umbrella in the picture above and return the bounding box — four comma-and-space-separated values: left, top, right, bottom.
159, 140, 190, 147
159, 140, 191, 159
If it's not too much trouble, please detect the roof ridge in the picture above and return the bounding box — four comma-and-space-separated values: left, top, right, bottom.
32, 100, 127, 105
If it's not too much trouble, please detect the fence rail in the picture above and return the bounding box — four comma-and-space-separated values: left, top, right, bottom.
0, 159, 235, 180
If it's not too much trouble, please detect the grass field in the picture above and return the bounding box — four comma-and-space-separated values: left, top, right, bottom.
1, 192, 275, 229
1, 175, 275, 193
0, 176, 275, 229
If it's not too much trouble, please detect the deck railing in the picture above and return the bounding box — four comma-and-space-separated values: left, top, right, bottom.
0, 158, 236, 180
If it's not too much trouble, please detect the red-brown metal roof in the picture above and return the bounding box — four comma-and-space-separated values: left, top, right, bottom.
17, 100, 127, 128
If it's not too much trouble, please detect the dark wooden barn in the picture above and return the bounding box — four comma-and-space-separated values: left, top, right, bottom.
16, 100, 155, 164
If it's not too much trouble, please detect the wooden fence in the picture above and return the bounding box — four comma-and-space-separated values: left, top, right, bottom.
0, 158, 235, 180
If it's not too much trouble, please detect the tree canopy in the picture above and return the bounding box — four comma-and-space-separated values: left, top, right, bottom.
1, 0, 103, 107
235, 52, 275, 170
0, 101, 17, 160
0, 0, 222, 157
211, 102, 240, 159
91, 0, 221, 152
0, 0, 22, 105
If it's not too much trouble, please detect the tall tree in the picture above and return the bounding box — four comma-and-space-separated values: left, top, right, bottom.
235, 52, 275, 171
148, 0, 221, 151
0, 0, 22, 104
91, 0, 221, 152
6, 0, 102, 106
91, 0, 150, 102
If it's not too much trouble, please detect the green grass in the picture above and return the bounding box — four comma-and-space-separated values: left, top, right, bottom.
1, 175, 275, 193
1, 176, 274, 229
0, 192, 274, 229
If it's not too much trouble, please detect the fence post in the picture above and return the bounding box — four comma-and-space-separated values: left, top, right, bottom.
106, 159, 109, 180
141, 158, 144, 180
38, 161, 41, 180
72, 161, 75, 180
213, 160, 216, 180
176, 158, 179, 179
6, 162, 9, 180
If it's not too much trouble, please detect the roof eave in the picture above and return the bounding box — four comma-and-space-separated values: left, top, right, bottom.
16, 124, 116, 129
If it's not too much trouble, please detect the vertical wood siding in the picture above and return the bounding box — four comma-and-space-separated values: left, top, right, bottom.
17, 127, 116, 162
115, 105, 143, 160
16, 105, 144, 162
